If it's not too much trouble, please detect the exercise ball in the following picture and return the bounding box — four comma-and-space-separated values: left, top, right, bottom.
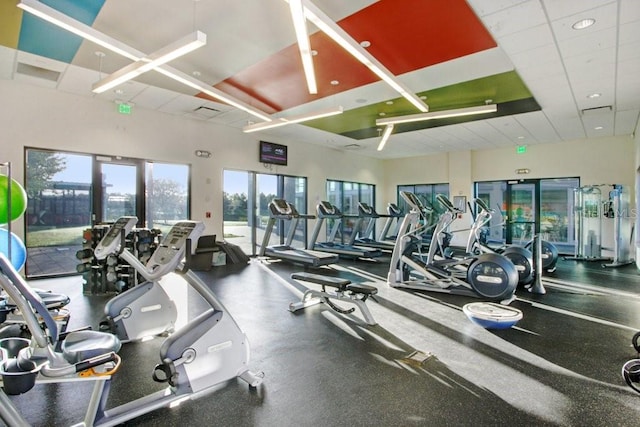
0, 229, 27, 271
0, 176, 28, 224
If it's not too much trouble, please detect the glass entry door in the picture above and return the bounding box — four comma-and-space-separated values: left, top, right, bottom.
507, 181, 537, 244
476, 178, 579, 252
97, 161, 140, 223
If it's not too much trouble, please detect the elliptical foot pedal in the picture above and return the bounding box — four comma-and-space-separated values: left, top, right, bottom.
463, 302, 522, 329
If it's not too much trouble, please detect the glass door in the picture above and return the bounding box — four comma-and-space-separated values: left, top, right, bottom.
255, 173, 277, 255
507, 181, 537, 244
96, 161, 140, 223
476, 178, 579, 252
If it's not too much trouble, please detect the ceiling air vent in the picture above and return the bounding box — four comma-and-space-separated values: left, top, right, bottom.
188, 105, 221, 119
581, 105, 612, 115
16, 62, 61, 82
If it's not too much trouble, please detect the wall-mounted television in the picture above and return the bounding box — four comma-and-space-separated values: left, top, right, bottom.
259, 140, 288, 166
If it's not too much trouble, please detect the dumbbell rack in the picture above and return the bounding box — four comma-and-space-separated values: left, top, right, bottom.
77, 225, 161, 295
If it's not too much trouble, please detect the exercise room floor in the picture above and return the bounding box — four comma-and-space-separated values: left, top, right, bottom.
3, 254, 640, 426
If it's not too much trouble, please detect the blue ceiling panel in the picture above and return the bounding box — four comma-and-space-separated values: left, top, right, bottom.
18, 0, 105, 63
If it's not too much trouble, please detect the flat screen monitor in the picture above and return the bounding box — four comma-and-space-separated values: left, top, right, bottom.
260, 141, 288, 166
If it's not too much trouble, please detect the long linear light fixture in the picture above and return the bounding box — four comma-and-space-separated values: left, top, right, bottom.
243, 106, 343, 133
297, 0, 429, 113
377, 124, 394, 151
92, 31, 206, 94
289, 0, 317, 94
17, 0, 272, 122
376, 104, 497, 126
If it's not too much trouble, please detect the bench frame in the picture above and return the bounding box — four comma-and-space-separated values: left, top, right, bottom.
289, 272, 377, 325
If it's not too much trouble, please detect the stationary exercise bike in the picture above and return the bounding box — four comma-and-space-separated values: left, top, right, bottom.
388, 191, 518, 304
81, 218, 265, 424
94, 216, 178, 342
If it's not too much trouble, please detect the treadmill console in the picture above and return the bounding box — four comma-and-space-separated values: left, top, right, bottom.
358, 202, 378, 217
317, 201, 339, 217
94, 216, 138, 260
269, 199, 293, 217
146, 221, 206, 276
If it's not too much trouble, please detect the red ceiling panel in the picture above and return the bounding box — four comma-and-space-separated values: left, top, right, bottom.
210, 0, 496, 113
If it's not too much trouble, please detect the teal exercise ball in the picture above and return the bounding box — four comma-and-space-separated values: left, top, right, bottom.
0, 229, 27, 271
0, 175, 28, 224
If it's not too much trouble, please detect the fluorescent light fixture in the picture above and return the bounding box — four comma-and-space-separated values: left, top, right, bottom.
289, 0, 317, 94
376, 104, 497, 126
18, 0, 272, 122
297, 0, 428, 113
377, 124, 394, 151
92, 31, 206, 93
243, 106, 343, 133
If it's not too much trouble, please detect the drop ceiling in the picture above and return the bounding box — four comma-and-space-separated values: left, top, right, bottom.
0, 0, 638, 159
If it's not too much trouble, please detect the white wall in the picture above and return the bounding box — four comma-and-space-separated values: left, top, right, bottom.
0, 80, 382, 240
383, 136, 636, 247
2, 78, 636, 252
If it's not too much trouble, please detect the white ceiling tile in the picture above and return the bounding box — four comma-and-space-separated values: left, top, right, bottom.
496, 24, 555, 55
549, 3, 618, 42
512, 111, 561, 143
542, 0, 616, 21
480, 0, 547, 37
466, 0, 530, 18
620, 0, 640, 24
129, 86, 182, 111
615, 109, 640, 135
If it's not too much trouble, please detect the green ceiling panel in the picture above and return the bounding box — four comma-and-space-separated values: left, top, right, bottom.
304, 70, 539, 139
341, 98, 541, 139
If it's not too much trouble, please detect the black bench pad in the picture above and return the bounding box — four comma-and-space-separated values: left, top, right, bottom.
291, 272, 351, 289
346, 283, 377, 295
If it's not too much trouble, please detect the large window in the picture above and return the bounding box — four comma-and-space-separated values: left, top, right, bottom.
24, 148, 190, 278
145, 162, 190, 232
223, 170, 307, 256
326, 180, 375, 242
397, 183, 450, 225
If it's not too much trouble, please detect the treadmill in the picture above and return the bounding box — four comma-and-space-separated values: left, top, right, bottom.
309, 201, 382, 259
348, 202, 395, 251
378, 203, 404, 242
259, 199, 338, 267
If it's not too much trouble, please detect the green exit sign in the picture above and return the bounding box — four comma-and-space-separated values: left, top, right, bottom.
118, 103, 132, 114
516, 145, 527, 154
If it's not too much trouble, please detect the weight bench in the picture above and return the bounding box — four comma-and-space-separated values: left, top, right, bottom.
289, 272, 378, 325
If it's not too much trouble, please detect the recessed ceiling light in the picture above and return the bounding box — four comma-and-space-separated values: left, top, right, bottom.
572, 18, 595, 30
594, 126, 604, 130
311, 50, 318, 56
330, 80, 339, 85
192, 71, 201, 77
587, 93, 601, 99
420, 96, 427, 100
379, 112, 386, 116
517, 136, 525, 140
360, 40, 371, 48
94, 51, 105, 58
114, 89, 124, 95
386, 101, 394, 105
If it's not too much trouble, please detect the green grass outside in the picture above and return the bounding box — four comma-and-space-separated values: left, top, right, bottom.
26, 226, 86, 247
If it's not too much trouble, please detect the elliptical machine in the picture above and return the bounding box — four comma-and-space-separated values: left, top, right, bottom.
388, 192, 519, 304
467, 198, 534, 286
